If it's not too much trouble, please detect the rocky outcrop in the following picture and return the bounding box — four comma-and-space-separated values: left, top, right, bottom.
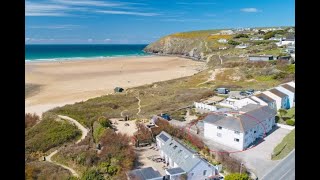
143, 36, 207, 61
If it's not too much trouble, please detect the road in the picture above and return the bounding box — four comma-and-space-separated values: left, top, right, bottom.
261, 149, 295, 180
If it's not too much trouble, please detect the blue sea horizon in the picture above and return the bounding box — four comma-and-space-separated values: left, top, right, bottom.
25, 44, 150, 62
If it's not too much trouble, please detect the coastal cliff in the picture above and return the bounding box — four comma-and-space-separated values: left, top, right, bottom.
143, 35, 207, 61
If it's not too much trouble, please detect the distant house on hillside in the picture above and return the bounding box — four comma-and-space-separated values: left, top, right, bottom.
203, 104, 276, 150
219, 30, 234, 35
218, 39, 227, 43
277, 55, 291, 61
248, 55, 274, 61
114, 87, 124, 93
235, 44, 248, 49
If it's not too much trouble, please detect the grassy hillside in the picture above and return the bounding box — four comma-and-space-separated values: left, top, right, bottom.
144, 27, 294, 63
25, 115, 81, 153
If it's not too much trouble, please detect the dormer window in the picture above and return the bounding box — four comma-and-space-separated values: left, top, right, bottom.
217, 126, 222, 130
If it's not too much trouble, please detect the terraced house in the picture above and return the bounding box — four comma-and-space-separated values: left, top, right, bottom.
156, 131, 219, 180
203, 104, 277, 150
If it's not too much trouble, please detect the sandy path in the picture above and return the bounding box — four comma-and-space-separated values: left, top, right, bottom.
45, 115, 89, 178
25, 56, 205, 116
136, 96, 141, 116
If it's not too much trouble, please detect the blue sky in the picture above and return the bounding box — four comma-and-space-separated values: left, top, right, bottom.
25, 0, 295, 44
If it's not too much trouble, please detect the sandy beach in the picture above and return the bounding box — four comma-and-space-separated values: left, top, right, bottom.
25, 56, 205, 116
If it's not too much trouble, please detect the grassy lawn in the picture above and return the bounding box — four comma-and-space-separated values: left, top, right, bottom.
272, 129, 295, 160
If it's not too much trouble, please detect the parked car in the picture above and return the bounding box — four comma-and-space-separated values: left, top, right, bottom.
239, 91, 247, 96
215, 88, 230, 94
246, 89, 255, 95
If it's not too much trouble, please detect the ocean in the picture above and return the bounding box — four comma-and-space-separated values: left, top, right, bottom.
25, 44, 149, 62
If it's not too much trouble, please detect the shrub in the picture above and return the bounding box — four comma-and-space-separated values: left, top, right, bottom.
225, 173, 249, 180
25, 113, 40, 129
81, 169, 104, 180
234, 34, 249, 38
25, 118, 81, 153
228, 40, 241, 46
99, 118, 112, 128
286, 119, 295, 126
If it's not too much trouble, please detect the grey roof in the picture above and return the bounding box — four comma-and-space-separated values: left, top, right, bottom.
157, 131, 213, 172
203, 104, 276, 132
269, 89, 288, 98
217, 108, 232, 113
281, 84, 295, 93
127, 167, 162, 180
248, 97, 260, 104
166, 167, 185, 175
255, 93, 275, 104
157, 131, 171, 144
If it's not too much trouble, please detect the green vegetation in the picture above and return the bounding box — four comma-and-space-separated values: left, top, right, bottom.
263, 30, 286, 40
272, 129, 295, 160
234, 34, 249, 38
25, 161, 72, 180
170, 109, 187, 121
49, 70, 215, 128
228, 40, 241, 46
81, 169, 104, 180
225, 173, 250, 180
277, 107, 295, 125
53, 128, 135, 179
25, 117, 81, 153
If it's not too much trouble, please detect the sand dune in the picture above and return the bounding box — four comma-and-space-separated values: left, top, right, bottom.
25, 56, 205, 116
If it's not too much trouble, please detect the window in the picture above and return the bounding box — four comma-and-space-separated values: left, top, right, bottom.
169, 143, 173, 146
234, 131, 240, 134
173, 145, 178, 149
217, 126, 222, 130
234, 138, 239, 142
178, 150, 182, 153
254, 130, 256, 133
217, 133, 222, 137
203, 170, 207, 176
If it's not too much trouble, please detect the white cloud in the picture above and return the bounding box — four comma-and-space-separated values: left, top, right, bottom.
88, 38, 93, 42
176, 2, 216, 5
25, 1, 71, 16
29, 24, 81, 30
96, 10, 160, 16
104, 38, 111, 41
240, 8, 260, 13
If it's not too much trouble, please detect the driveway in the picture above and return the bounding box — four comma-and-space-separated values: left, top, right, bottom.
230, 127, 291, 178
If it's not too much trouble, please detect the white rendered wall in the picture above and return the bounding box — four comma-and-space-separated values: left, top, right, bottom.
275, 87, 294, 108
286, 82, 295, 88
204, 122, 244, 150
262, 91, 282, 110
194, 102, 217, 111
187, 161, 216, 180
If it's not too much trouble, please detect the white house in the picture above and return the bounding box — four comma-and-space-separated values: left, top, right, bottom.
275, 83, 295, 108
156, 131, 219, 180
194, 102, 217, 111
218, 39, 227, 43
276, 38, 295, 47
203, 104, 276, 150
235, 44, 248, 49
219, 97, 258, 110
220, 30, 234, 35
253, 93, 277, 111
262, 91, 283, 110
268, 88, 290, 109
